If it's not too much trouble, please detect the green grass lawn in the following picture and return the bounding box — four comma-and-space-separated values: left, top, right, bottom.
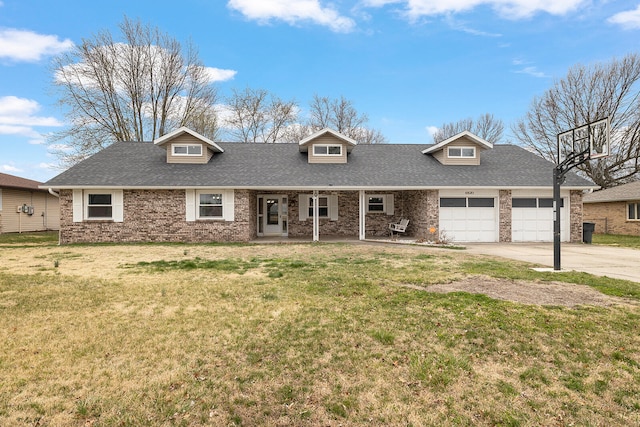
593, 233, 640, 249
0, 240, 639, 426
0, 230, 58, 246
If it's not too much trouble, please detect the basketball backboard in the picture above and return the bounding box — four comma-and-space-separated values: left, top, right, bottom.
558, 117, 609, 164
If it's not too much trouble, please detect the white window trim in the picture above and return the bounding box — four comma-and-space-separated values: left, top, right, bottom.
86, 192, 113, 220
186, 189, 234, 222
313, 144, 342, 157
196, 191, 224, 220
310, 196, 330, 218
299, 194, 339, 221
73, 190, 123, 222
448, 146, 476, 158
172, 143, 202, 157
366, 194, 394, 215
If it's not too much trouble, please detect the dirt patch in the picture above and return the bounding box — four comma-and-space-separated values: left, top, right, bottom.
416, 276, 636, 308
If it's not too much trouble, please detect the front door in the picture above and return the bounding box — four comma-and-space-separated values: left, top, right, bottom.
258, 195, 288, 236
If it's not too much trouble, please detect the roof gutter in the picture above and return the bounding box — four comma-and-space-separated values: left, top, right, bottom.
48, 188, 60, 197
38, 185, 599, 191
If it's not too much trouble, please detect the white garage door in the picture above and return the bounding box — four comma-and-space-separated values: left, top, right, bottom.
512, 197, 570, 242
439, 197, 498, 242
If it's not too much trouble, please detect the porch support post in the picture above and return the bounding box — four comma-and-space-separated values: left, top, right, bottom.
312, 190, 319, 242
359, 190, 366, 240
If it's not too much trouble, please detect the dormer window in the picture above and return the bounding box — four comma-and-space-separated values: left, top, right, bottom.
448, 147, 475, 158
313, 144, 342, 156
172, 144, 202, 156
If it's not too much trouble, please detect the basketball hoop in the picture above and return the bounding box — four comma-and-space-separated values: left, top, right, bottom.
557, 117, 610, 164
553, 117, 610, 271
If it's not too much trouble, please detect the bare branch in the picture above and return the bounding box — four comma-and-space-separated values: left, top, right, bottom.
512, 53, 640, 188
49, 16, 219, 165
432, 114, 504, 144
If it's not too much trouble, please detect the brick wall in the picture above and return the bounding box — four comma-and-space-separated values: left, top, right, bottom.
584, 201, 640, 236
499, 190, 512, 242
59, 188, 590, 243
59, 189, 253, 244
570, 190, 583, 243
401, 190, 439, 239
285, 191, 406, 238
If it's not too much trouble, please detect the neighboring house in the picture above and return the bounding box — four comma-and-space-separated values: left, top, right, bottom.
41, 127, 595, 244
583, 181, 640, 236
0, 172, 60, 234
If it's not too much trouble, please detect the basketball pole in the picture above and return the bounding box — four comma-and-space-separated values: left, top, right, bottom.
553, 117, 608, 271
553, 166, 562, 271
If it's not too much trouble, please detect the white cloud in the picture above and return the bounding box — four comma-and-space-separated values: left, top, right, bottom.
608, 5, 640, 29
38, 162, 58, 171
426, 125, 439, 137
0, 96, 63, 127
204, 67, 237, 82
0, 96, 63, 145
0, 124, 43, 140
0, 28, 73, 62
446, 16, 502, 36
362, 0, 587, 20
227, 0, 356, 32
514, 66, 548, 78
1, 164, 22, 173
57, 46, 235, 89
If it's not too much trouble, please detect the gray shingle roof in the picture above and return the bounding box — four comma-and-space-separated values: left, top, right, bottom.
43, 142, 594, 189
583, 181, 640, 203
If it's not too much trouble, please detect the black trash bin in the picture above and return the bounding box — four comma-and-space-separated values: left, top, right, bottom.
583, 222, 595, 244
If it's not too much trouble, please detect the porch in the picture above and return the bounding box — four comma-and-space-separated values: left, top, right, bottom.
250, 190, 439, 242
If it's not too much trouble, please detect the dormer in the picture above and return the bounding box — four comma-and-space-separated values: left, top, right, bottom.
422, 130, 492, 165
154, 127, 224, 164
298, 128, 357, 164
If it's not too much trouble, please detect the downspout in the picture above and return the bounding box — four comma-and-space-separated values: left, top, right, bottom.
47, 188, 61, 245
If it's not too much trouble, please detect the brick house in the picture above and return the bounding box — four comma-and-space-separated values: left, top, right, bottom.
42, 127, 595, 244
0, 172, 59, 234
583, 181, 640, 236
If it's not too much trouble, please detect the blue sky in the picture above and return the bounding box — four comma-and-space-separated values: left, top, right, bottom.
1, 0, 639, 182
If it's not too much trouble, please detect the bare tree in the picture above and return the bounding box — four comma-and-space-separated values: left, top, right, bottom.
222, 87, 298, 143
306, 95, 387, 144
512, 53, 640, 188
432, 113, 504, 144
49, 16, 219, 165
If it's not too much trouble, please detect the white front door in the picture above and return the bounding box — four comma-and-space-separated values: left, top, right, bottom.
258, 195, 288, 236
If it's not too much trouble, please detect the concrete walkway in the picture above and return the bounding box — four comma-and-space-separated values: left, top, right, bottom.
464, 243, 640, 283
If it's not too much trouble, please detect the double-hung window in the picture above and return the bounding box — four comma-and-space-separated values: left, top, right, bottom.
299, 194, 338, 221
87, 193, 113, 219
198, 193, 223, 219
367, 195, 385, 213
309, 196, 329, 218
628, 202, 640, 221
172, 144, 202, 156
73, 190, 122, 222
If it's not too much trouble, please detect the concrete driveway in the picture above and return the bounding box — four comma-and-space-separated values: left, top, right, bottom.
464, 243, 640, 283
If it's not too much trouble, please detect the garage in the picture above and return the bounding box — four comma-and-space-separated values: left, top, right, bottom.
511, 192, 570, 242
439, 191, 498, 242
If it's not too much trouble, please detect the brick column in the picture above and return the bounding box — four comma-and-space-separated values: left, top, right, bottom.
570, 190, 583, 243
499, 190, 512, 242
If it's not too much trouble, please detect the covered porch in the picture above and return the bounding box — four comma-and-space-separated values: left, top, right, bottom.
251, 189, 439, 242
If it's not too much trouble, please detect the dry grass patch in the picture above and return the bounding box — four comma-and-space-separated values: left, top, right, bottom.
1, 242, 639, 426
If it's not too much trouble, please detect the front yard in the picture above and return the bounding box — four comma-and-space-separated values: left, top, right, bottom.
1, 238, 639, 426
